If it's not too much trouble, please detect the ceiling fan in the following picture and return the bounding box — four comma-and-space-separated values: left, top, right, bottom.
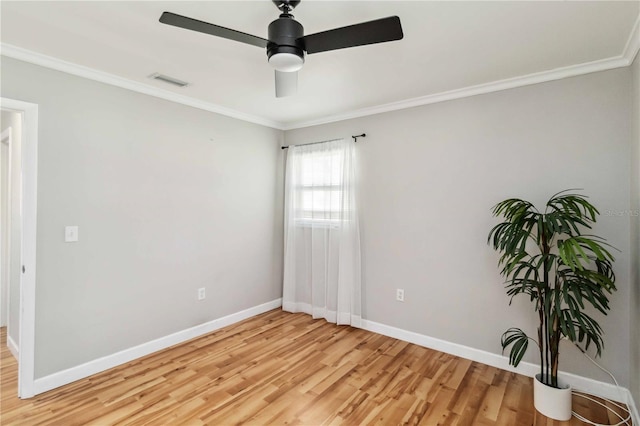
159, 0, 403, 97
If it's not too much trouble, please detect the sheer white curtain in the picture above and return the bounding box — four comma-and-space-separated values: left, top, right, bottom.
282, 138, 361, 326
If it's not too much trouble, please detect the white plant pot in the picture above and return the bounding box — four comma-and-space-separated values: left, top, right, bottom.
533, 374, 572, 421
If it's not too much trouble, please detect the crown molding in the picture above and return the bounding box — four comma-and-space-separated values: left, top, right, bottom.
284, 11, 640, 130
0, 43, 286, 130
3, 13, 638, 134
622, 13, 640, 65
283, 53, 632, 130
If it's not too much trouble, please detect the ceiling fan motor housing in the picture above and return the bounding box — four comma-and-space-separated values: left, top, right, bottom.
267, 16, 305, 62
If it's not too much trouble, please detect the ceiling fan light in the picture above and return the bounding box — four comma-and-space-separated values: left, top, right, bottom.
269, 52, 304, 72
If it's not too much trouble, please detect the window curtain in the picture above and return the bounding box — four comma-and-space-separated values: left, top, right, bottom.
282, 138, 361, 326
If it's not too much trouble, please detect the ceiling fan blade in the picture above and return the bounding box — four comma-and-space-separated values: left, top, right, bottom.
301, 16, 403, 54
275, 71, 297, 98
159, 12, 268, 49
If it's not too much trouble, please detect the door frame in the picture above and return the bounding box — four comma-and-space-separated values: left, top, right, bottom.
1, 128, 13, 333
1, 97, 38, 398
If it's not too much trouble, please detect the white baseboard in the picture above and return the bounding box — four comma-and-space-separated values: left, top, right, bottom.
28, 301, 638, 425
360, 319, 635, 413
7, 334, 19, 360
33, 298, 282, 395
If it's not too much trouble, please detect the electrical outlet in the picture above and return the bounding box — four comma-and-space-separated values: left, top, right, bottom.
396, 288, 405, 302
197, 287, 206, 301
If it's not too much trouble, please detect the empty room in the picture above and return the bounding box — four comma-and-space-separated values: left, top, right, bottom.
1, 1, 639, 425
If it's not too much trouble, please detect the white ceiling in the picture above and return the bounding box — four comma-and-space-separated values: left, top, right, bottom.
1, 1, 639, 129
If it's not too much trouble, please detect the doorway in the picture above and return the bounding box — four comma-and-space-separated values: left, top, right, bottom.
0, 98, 38, 399
1, 112, 21, 362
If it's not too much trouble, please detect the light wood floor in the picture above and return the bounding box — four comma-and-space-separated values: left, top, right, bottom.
0, 310, 631, 425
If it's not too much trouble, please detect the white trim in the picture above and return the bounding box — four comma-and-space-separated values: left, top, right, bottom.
360, 319, 632, 405
33, 298, 282, 395
0, 128, 12, 330
0, 97, 38, 399
23, 299, 639, 425
0, 43, 285, 130
622, 14, 640, 65
3, 17, 640, 133
283, 55, 631, 130
7, 334, 19, 360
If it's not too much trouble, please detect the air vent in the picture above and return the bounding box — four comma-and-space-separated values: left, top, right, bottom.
148, 73, 190, 88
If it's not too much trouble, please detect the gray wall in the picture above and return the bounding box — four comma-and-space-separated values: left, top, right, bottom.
284, 68, 633, 386
0, 110, 22, 349
1, 53, 635, 394
630, 54, 640, 405
1, 56, 284, 378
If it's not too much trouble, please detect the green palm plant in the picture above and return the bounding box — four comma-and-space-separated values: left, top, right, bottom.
488, 190, 617, 388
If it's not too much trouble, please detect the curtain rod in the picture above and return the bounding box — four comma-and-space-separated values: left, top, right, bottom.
280, 133, 366, 150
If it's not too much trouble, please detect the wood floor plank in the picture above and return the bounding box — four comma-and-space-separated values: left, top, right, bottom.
0, 310, 632, 425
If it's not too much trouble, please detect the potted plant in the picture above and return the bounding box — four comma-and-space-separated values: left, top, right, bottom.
488, 190, 617, 421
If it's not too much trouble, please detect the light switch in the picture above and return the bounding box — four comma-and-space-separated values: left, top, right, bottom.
65, 226, 79, 242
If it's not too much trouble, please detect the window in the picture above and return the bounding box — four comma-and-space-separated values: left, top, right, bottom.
283, 137, 361, 325
296, 148, 344, 224
285, 139, 354, 227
